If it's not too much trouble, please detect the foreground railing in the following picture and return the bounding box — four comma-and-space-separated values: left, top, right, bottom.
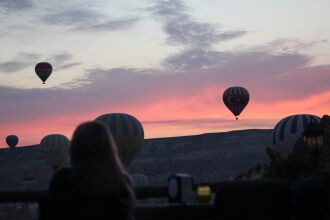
0, 180, 327, 220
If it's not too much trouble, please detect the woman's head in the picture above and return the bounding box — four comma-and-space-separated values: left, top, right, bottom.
69, 121, 134, 197
70, 121, 118, 165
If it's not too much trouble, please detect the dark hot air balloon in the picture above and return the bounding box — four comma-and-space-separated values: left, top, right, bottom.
272, 114, 321, 158
40, 134, 70, 170
6, 135, 19, 149
95, 113, 144, 167
35, 62, 52, 84
223, 86, 250, 120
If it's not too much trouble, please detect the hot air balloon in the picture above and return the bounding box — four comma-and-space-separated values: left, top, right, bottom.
272, 114, 321, 158
6, 135, 18, 149
35, 62, 52, 84
223, 86, 249, 120
40, 134, 70, 170
95, 113, 144, 167
131, 174, 150, 186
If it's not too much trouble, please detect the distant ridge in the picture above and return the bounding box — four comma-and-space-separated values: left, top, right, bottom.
0, 129, 272, 148
129, 129, 273, 184
146, 129, 273, 140
0, 129, 272, 190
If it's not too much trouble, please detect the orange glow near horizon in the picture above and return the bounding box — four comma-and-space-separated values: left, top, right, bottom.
1, 88, 329, 147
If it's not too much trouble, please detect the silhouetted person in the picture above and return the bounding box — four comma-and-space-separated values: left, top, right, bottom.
42, 121, 135, 220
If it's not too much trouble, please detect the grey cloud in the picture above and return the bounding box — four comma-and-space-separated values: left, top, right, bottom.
0, 0, 33, 11
49, 52, 73, 64
0, 53, 39, 73
74, 17, 139, 31
43, 9, 138, 32
217, 51, 310, 82
163, 48, 230, 71
48, 52, 81, 70
0, 52, 79, 74
164, 20, 245, 47
43, 10, 102, 26
58, 49, 330, 97
149, 0, 186, 17
18, 53, 40, 60
0, 61, 30, 73
163, 43, 310, 76
150, 0, 246, 47
58, 62, 81, 70
69, 48, 330, 105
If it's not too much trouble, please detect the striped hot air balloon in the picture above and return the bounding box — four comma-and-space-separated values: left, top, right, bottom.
35, 62, 52, 84
223, 86, 250, 120
272, 114, 321, 158
6, 135, 19, 149
40, 134, 70, 170
95, 113, 144, 167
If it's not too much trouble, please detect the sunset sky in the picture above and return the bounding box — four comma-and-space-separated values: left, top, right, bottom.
1, 0, 330, 146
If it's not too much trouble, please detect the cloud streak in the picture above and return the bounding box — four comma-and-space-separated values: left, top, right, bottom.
151, 0, 247, 75
47, 52, 81, 70
163, 48, 229, 71
0, 53, 39, 73
0, 0, 33, 12
150, 0, 245, 47
43, 9, 139, 32
0, 61, 30, 73
0, 52, 80, 74
43, 10, 102, 26
73, 18, 139, 31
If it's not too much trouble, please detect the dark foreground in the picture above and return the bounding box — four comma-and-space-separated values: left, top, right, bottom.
0, 180, 329, 220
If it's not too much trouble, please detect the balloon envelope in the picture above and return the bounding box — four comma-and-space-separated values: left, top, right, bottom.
40, 134, 70, 169
95, 113, 144, 167
272, 114, 321, 158
223, 86, 249, 119
35, 62, 52, 84
6, 135, 18, 148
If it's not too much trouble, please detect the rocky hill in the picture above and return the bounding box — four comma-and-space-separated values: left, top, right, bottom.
128, 129, 272, 184
0, 129, 272, 191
